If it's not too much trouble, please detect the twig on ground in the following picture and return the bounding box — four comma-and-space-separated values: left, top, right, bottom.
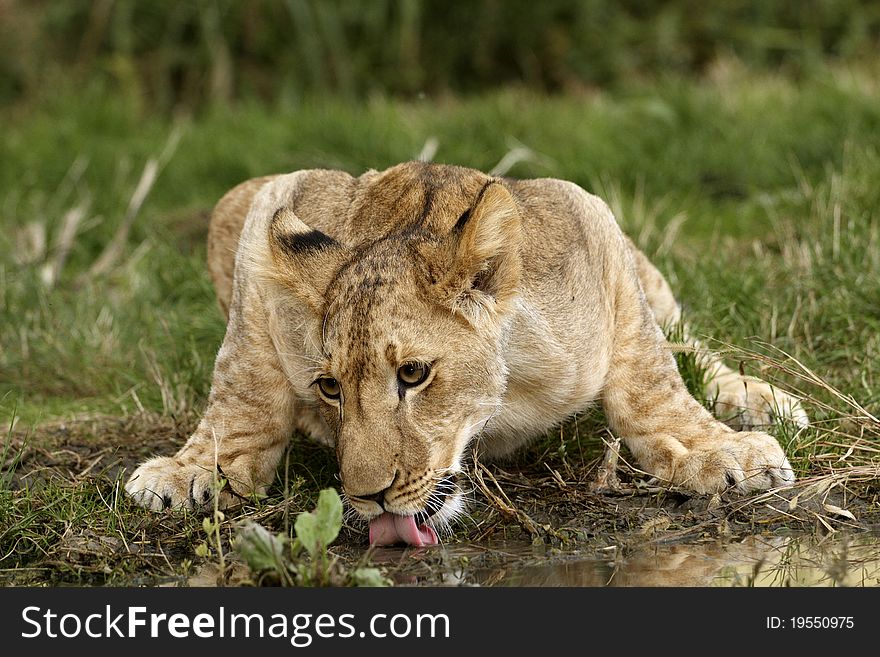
473, 461, 541, 538
589, 434, 621, 492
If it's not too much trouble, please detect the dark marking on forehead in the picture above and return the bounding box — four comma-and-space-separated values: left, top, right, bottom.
335, 289, 381, 414
414, 163, 441, 225
322, 236, 422, 397
361, 274, 386, 291
417, 185, 435, 224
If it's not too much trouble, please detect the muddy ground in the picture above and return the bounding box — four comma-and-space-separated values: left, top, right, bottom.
3, 413, 880, 587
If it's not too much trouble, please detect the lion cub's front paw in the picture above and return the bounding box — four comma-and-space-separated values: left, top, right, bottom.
671, 431, 795, 494
712, 378, 809, 431
125, 456, 260, 511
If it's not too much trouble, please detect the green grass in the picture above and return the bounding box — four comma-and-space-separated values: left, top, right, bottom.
1, 62, 879, 584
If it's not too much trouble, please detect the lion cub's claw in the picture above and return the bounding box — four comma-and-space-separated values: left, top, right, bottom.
125, 456, 244, 511
672, 432, 795, 495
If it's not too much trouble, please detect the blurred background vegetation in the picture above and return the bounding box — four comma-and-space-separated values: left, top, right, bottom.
1, 1, 879, 426
3, 0, 880, 111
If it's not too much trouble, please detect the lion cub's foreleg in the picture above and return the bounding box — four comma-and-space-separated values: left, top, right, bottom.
126, 281, 294, 510
601, 271, 795, 493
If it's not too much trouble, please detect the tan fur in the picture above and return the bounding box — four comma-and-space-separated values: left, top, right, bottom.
126, 163, 806, 529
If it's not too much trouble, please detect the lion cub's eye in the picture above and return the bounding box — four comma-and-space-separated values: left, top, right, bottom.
397, 362, 430, 387
316, 377, 341, 400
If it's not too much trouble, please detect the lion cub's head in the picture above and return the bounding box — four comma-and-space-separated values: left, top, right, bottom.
265, 165, 522, 545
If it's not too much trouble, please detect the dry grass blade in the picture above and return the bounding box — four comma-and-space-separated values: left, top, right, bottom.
765, 344, 879, 425
473, 461, 541, 538
489, 138, 554, 176
417, 136, 439, 162
14, 222, 47, 265
724, 465, 880, 530
82, 124, 184, 282
40, 201, 89, 288
85, 158, 158, 280
823, 503, 856, 521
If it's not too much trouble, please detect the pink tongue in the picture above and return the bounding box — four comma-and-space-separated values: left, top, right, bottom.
369, 512, 438, 547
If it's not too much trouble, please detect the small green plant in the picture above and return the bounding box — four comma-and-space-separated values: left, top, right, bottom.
294, 487, 343, 564
194, 509, 226, 559
235, 488, 389, 587
234, 522, 294, 586
193, 473, 230, 584
1, 404, 26, 490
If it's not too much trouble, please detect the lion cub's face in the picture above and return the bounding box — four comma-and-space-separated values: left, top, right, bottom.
267, 180, 521, 532
318, 242, 506, 526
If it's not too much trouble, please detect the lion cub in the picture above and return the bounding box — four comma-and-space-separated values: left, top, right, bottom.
126, 162, 806, 546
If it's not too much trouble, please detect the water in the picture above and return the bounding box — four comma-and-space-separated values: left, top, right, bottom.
379, 532, 880, 587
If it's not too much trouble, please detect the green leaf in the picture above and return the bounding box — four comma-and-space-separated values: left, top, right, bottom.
235, 521, 287, 574
314, 488, 343, 547
294, 512, 319, 560
294, 488, 343, 559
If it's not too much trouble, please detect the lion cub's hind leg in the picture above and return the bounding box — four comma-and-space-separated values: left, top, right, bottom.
700, 359, 809, 431
626, 237, 808, 431
601, 257, 794, 494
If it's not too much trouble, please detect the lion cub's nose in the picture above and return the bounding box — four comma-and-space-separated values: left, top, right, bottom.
350, 485, 390, 509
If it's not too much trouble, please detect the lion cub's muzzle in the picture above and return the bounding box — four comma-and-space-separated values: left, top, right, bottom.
346, 474, 459, 547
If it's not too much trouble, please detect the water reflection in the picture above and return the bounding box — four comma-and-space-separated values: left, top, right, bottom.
440, 533, 880, 587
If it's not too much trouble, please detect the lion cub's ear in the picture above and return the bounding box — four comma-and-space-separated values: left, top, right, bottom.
434, 182, 522, 322
266, 207, 349, 315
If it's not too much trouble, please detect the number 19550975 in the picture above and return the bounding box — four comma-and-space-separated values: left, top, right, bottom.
766, 616, 854, 629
